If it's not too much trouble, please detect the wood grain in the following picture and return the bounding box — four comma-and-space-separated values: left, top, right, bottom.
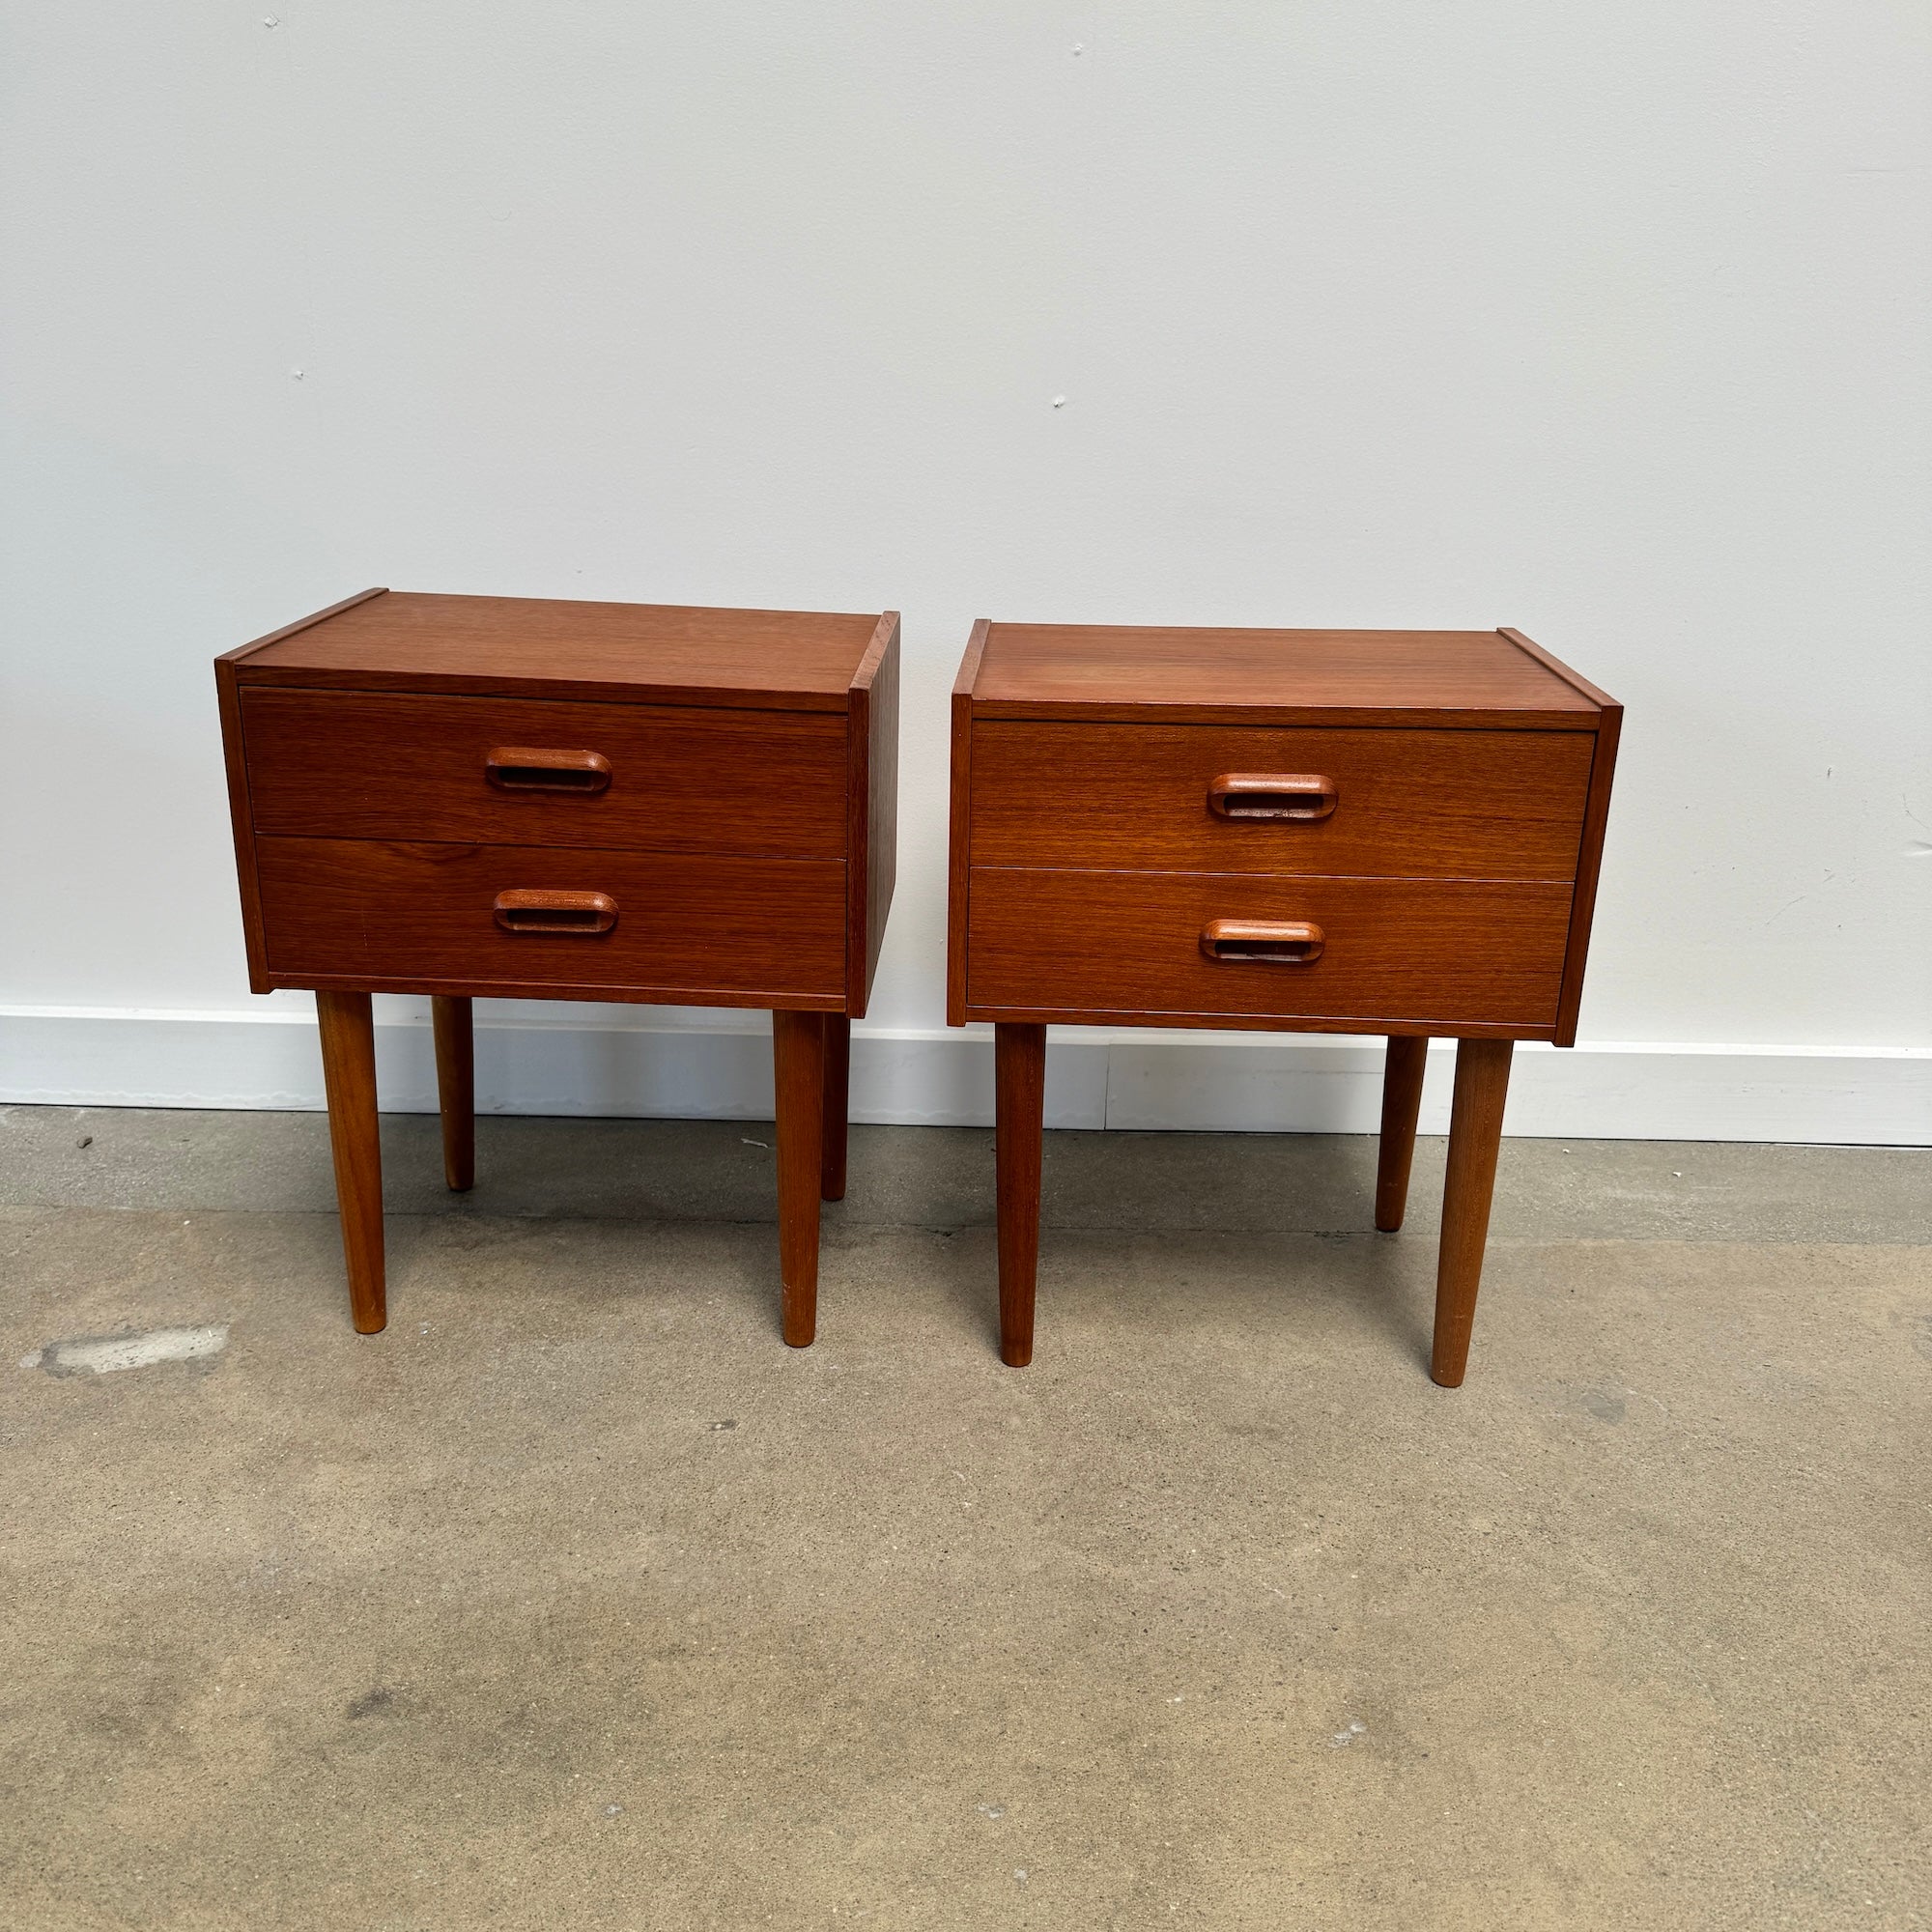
1374, 1036, 1429, 1232
966, 868, 1572, 1031
1493, 632, 1621, 1047
846, 611, 899, 1017
994, 1021, 1046, 1368
1497, 626, 1621, 711
214, 593, 393, 994
255, 838, 846, 1006
1432, 1038, 1514, 1386
1554, 705, 1622, 1046
484, 746, 612, 793
242, 691, 847, 858
773, 1010, 826, 1347
970, 723, 1594, 880
492, 888, 619, 934
947, 621, 991, 1026
316, 990, 385, 1333
219, 590, 902, 1349
213, 656, 270, 993
946, 617, 1617, 1384
234, 592, 883, 711
1199, 918, 1324, 965
820, 1014, 850, 1203
1207, 771, 1337, 822
214, 586, 390, 666
431, 995, 474, 1191
970, 624, 1602, 728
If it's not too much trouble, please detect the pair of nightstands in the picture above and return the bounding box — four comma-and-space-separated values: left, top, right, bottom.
217, 592, 1617, 1385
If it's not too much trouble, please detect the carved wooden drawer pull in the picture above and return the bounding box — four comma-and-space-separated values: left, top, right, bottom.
1207, 772, 1336, 821
1199, 918, 1324, 965
492, 889, 618, 935
485, 747, 612, 793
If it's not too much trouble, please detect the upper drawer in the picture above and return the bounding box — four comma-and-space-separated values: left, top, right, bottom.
970, 723, 1594, 879
242, 690, 847, 858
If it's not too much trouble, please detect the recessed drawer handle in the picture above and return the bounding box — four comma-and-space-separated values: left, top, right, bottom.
485, 747, 612, 794
1208, 772, 1337, 821
493, 889, 618, 935
1200, 918, 1324, 965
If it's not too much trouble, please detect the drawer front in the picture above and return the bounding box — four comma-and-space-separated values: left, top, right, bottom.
966, 868, 1572, 1028
242, 691, 847, 858
257, 838, 845, 1003
971, 723, 1593, 879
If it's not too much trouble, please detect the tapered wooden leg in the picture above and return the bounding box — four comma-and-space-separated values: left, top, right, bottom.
316, 990, 385, 1334
994, 1022, 1047, 1368
820, 1014, 850, 1202
431, 995, 474, 1192
773, 1010, 826, 1347
1431, 1038, 1514, 1387
1375, 1036, 1430, 1232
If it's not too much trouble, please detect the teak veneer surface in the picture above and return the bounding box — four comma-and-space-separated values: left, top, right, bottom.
315, 991, 384, 1333
217, 591, 897, 1343
970, 624, 1601, 726
242, 690, 848, 858
230, 590, 883, 710
255, 838, 846, 1006
965, 867, 1572, 1032
950, 617, 1619, 1380
847, 613, 900, 1014
969, 722, 1593, 880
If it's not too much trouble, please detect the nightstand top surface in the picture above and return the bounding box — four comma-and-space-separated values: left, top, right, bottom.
966, 623, 1611, 727
227, 590, 890, 710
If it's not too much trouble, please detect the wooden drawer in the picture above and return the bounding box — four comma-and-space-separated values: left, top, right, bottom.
242, 690, 847, 859
965, 867, 1573, 1030
256, 838, 846, 1007
970, 723, 1593, 879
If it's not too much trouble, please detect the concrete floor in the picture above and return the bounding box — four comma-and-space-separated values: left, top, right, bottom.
2, 1107, 1927, 1931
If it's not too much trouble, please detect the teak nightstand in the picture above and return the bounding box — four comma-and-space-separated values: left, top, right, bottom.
216, 588, 898, 1343
947, 622, 1619, 1385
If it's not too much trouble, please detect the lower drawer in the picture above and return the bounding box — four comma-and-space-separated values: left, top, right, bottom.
257, 838, 845, 1005
965, 868, 1573, 1030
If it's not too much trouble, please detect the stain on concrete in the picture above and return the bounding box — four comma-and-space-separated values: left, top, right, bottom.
19, 1323, 228, 1377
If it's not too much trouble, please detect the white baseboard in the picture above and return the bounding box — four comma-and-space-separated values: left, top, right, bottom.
1, 1005, 1926, 1146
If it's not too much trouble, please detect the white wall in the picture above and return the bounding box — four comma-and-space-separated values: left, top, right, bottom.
4, 4, 1928, 1139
